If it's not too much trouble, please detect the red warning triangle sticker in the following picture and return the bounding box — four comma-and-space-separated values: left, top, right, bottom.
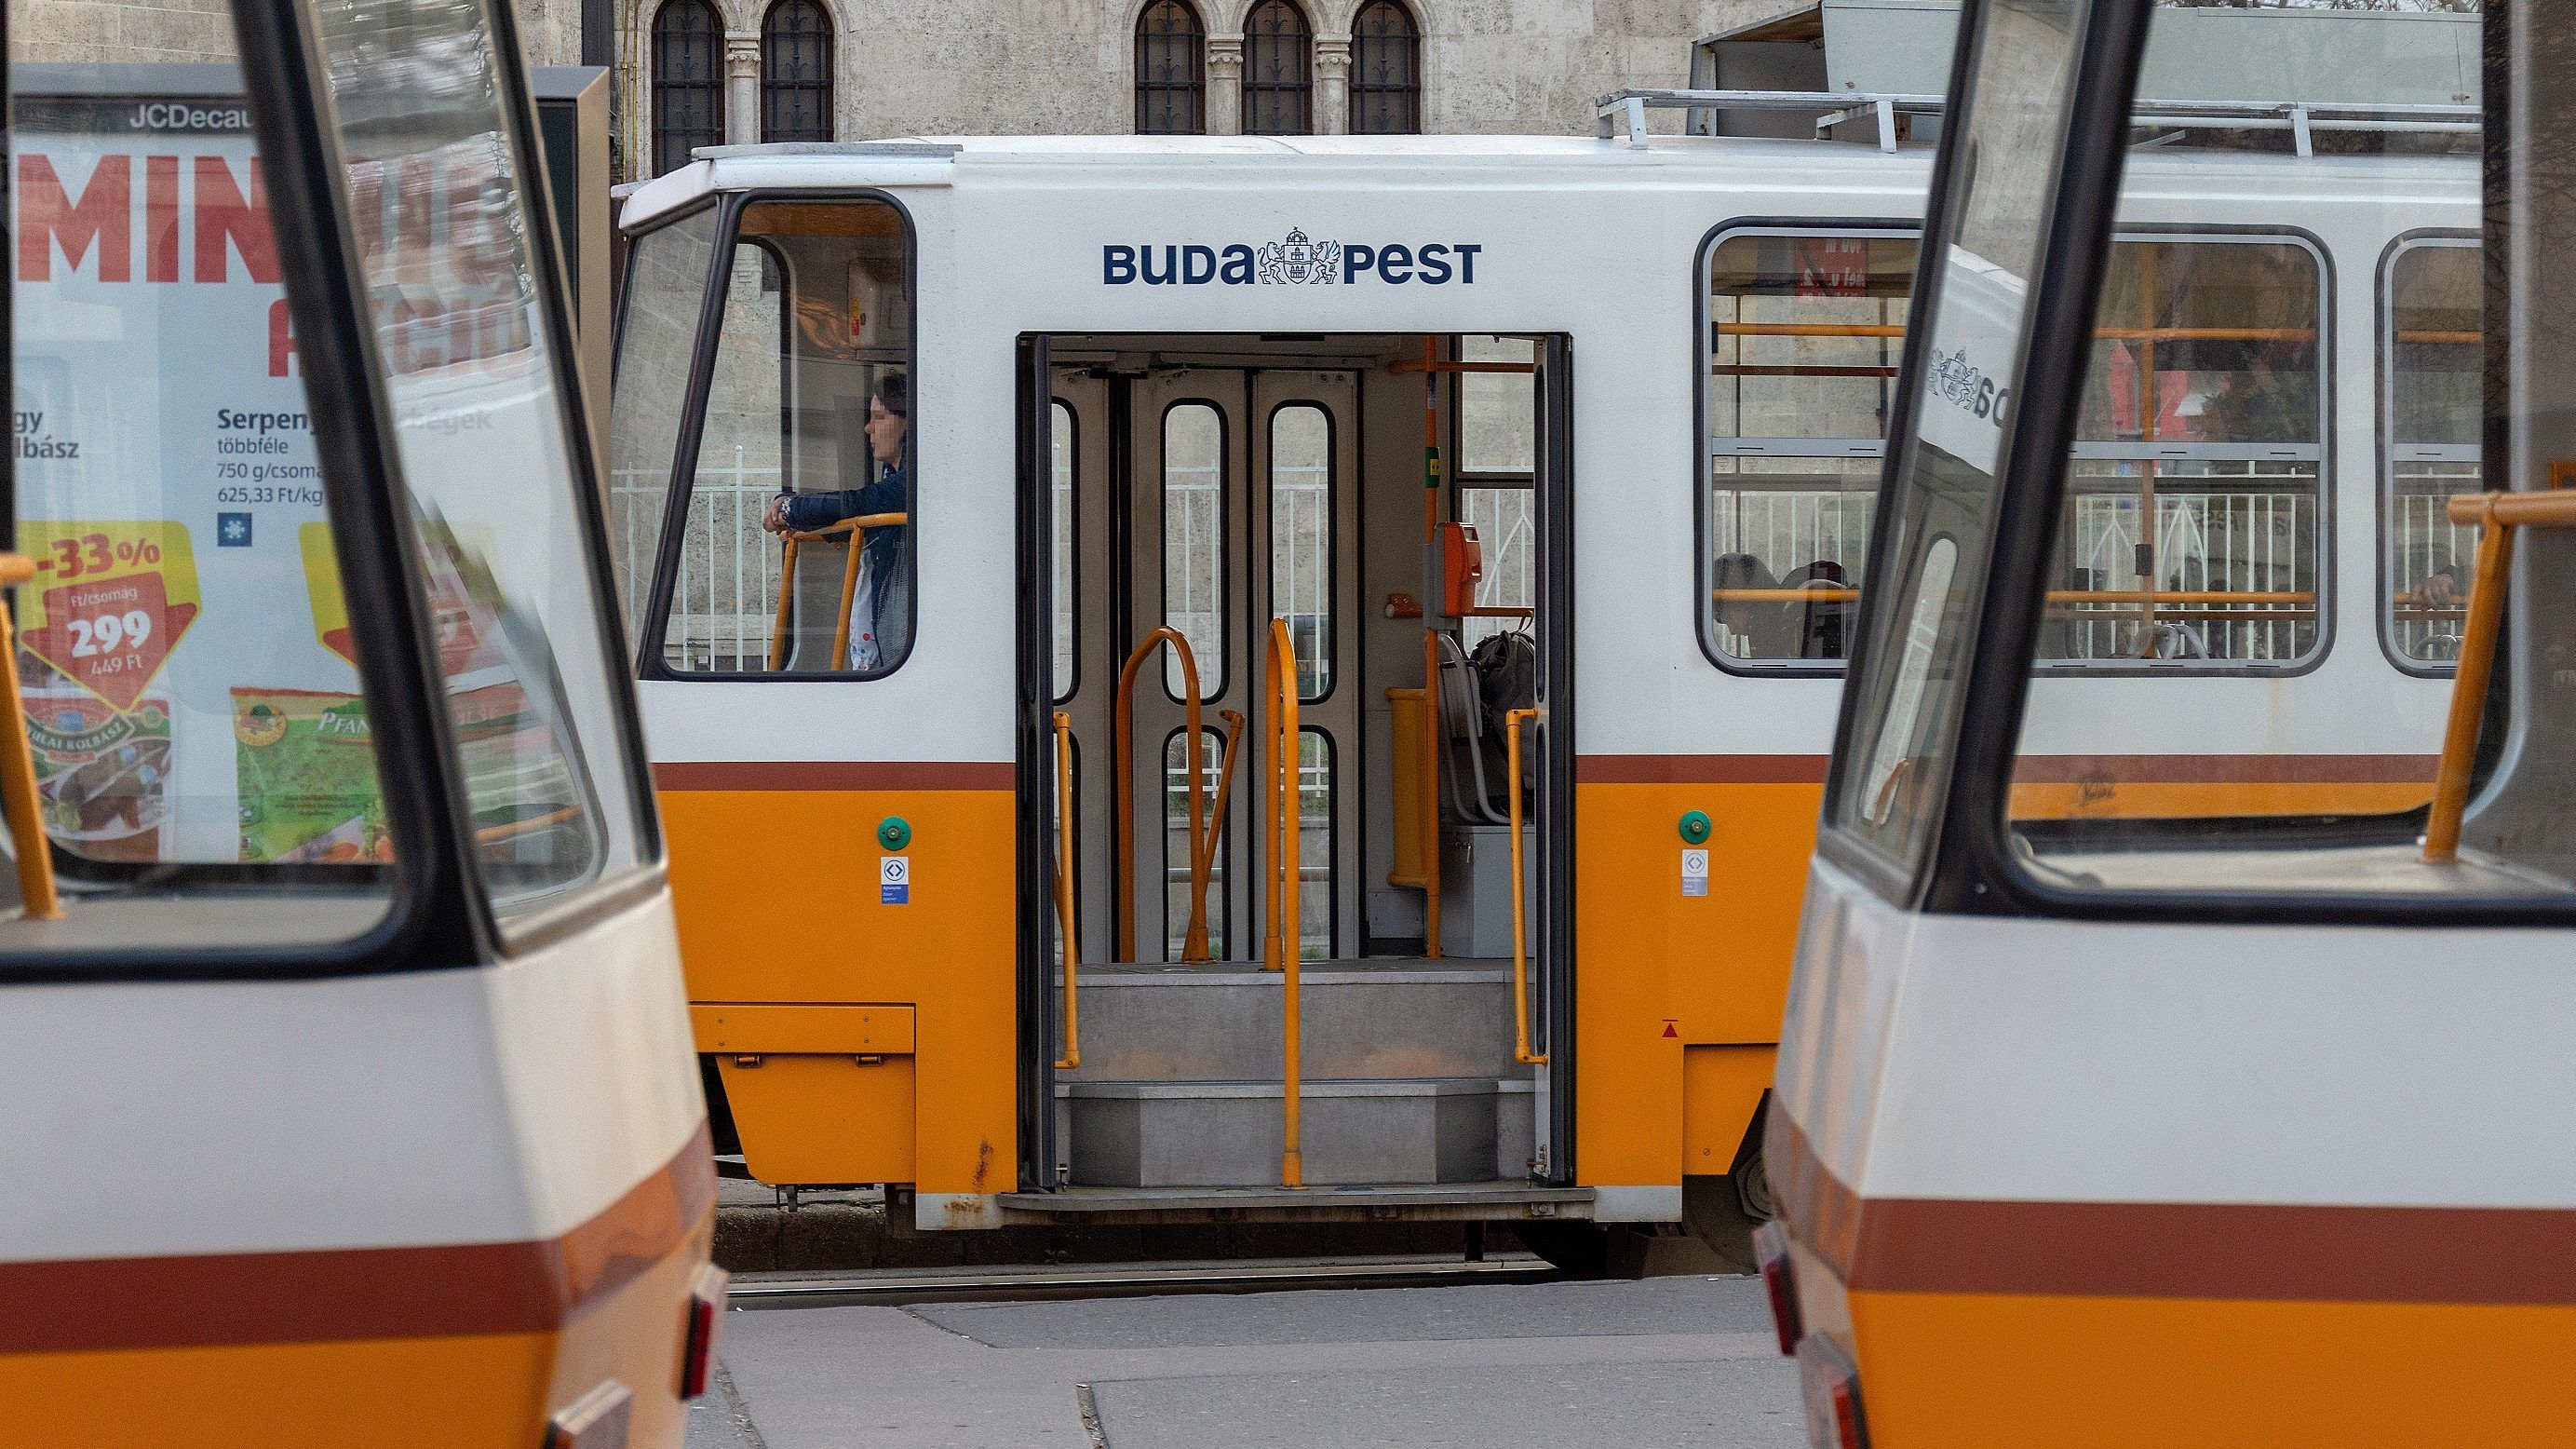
1661, 1020, 1679, 1038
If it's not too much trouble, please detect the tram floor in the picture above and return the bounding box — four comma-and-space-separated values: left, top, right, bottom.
685, 1271, 1800, 1448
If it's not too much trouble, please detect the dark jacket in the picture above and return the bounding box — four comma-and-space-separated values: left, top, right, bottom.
778, 462, 910, 665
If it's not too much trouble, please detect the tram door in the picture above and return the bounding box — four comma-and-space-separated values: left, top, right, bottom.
1121, 369, 1362, 964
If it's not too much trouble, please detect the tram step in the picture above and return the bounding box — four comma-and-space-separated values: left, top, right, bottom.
1059, 959, 1523, 1083
1058, 1076, 1537, 1188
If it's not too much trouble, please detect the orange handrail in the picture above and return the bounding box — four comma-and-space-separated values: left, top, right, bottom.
2424, 489, 2576, 861
1712, 587, 2318, 605
1114, 628, 1217, 962
0, 552, 60, 919
1261, 619, 1304, 1188
767, 511, 909, 670
1197, 710, 1248, 892
1052, 710, 1081, 1068
1504, 707, 1544, 1066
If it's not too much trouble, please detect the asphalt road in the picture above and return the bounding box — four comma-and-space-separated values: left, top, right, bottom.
685, 1270, 1801, 1449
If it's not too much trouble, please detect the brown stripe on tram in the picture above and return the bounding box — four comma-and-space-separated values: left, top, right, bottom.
653, 760, 1017, 792
1764, 1107, 1863, 1280
2009, 754, 2441, 786
0, 1126, 714, 1354
1849, 1197, 2576, 1307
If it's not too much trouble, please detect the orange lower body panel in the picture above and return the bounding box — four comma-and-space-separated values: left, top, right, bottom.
1853, 1289, 2574, 1445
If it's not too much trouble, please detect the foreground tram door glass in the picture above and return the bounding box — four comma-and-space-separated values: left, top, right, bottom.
2, 1, 720, 1442
1763, 0, 2576, 1441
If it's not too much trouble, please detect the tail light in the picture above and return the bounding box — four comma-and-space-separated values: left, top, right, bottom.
681, 1263, 731, 1400
1751, 1220, 1803, 1355
1797, 1335, 1871, 1449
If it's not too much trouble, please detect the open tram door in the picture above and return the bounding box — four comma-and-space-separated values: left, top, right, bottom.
1013, 331, 1581, 1226
2, 0, 718, 1440
1764, 0, 2576, 1440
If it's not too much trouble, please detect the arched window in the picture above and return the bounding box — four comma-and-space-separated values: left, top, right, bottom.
1242, 0, 1312, 136
1135, 0, 1206, 135
651, 0, 723, 175
762, 0, 834, 142
1350, 0, 1421, 135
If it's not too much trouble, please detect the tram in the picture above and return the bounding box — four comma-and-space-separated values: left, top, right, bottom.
610, 106, 2473, 1239
3, 2, 718, 1442
1757, 0, 2572, 1442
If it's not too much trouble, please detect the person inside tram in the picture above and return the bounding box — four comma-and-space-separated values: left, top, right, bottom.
1714, 552, 1797, 659
1779, 559, 1854, 659
762, 372, 911, 670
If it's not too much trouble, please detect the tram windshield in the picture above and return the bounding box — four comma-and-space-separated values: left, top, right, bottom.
1988, 4, 2576, 903
4, 0, 648, 954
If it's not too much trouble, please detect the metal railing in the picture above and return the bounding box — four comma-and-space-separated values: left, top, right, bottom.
770, 512, 908, 670
1052, 710, 1081, 1069
1503, 706, 1544, 1066
1115, 628, 1229, 963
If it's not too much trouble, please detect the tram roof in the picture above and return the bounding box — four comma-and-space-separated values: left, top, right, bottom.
615, 131, 2474, 235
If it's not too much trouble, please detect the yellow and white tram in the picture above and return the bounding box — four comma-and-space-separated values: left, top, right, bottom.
608, 104, 2476, 1240
3, 2, 718, 1442
1758, 0, 2573, 1441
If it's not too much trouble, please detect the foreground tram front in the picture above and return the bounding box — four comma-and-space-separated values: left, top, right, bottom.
1763, 0, 2576, 1440
2, 2, 718, 1442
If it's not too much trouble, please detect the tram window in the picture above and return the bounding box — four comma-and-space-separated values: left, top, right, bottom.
1163, 727, 1229, 956
1456, 335, 1535, 649
311, 0, 651, 922
1163, 402, 1227, 699
1823, 0, 2081, 877
649, 197, 914, 677
1053, 400, 1078, 702
1270, 403, 1333, 700
2045, 237, 2326, 669
1701, 230, 1915, 669
611, 208, 722, 646
2381, 237, 2481, 672
1296, 728, 1334, 959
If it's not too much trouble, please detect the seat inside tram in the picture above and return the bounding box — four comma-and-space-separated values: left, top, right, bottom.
1036, 331, 1565, 1192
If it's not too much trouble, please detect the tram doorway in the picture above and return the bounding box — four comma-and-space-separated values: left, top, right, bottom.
1017, 333, 1574, 1208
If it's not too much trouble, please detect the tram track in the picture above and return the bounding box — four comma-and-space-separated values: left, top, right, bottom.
725, 1252, 1559, 1309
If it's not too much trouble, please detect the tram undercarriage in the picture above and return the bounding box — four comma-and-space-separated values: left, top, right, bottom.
1005, 332, 1579, 1224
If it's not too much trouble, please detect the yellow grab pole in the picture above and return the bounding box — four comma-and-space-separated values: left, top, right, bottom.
829, 523, 866, 665
1194, 710, 1248, 891
2425, 495, 2515, 863
1419, 335, 1443, 959
772, 513, 906, 670
1264, 620, 1303, 1187
1113, 627, 1212, 962
1504, 707, 1544, 1065
0, 554, 61, 919
1053, 711, 1082, 1068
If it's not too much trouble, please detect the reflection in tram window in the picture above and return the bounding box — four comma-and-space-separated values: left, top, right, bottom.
1163, 727, 1229, 957
654, 198, 913, 676
1702, 230, 1914, 667
1164, 402, 1227, 698
2383, 238, 2481, 670
2049, 238, 2325, 667
1270, 404, 1333, 699
1456, 336, 1536, 649
610, 209, 722, 645
317, 0, 650, 916
1053, 400, 1078, 701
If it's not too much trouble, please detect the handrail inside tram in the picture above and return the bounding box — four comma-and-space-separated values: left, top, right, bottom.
1261, 618, 1304, 1189
2424, 489, 2576, 862
0, 552, 62, 920
767, 511, 910, 670
1504, 706, 1545, 1066
1113, 627, 1224, 962
1052, 710, 1081, 1069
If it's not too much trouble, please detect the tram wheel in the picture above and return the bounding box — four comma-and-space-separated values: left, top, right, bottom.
1733, 1156, 1775, 1221
1510, 1221, 1611, 1277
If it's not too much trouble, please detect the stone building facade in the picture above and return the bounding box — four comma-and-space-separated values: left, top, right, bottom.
12, 0, 1764, 186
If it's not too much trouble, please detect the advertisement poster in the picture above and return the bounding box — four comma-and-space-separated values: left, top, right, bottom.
13, 93, 379, 863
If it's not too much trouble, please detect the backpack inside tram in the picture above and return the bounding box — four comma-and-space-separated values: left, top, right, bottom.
1024, 331, 1573, 1198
